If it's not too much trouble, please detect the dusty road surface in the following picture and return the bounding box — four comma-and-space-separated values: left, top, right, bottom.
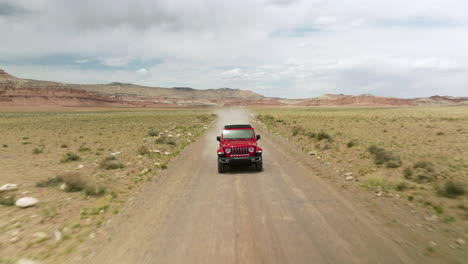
75, 109, 424, 264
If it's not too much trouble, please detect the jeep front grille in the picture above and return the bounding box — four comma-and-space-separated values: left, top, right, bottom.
231, 147, 249, 157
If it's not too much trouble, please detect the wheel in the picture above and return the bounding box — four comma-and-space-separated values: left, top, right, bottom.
255, 160, 263, 171
218, 161, 225, 173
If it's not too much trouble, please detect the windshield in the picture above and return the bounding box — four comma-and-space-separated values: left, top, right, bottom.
223, 129, 254, 140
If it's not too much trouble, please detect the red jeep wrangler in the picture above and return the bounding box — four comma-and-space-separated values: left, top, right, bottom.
216, 124, 263, 173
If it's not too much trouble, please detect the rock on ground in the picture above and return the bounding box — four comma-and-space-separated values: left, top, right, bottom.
15, 197, 39, 208
0, 183, 18, 192
17, 259, 41, 264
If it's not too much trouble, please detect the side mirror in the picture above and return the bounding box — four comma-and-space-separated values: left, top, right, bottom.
217, 136, 221, 141
256, 135, 261, 140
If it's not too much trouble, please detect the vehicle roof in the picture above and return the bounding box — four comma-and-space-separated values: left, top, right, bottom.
223, 124, 252, 129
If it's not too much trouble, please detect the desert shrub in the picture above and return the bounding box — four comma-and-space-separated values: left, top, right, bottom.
32, 147, 43, 154
36, 176, 64, 187
368, 145, 383, 155
438, 181, 465, 198
137, 146, 150, 155
260, 114, 275, 122
442, 215, 455, 223
84, 186, 106, 197
61, 152, 80, 163
436, 132, 444, 136
161, 164, 167, 169
79, 147, 91, 152
167, 139, 177, 146
317, 131, 332, 141
347, 139, 358, 148
60, 144, 68, 148
367, 145, 401, 167
2, 144, 8, 147
0, 194, 16, 206
61, 173, 86, 192
386, 160, 401, 168
155, 137, 167, 144
403, 167, 413, 179
395, 182, 408, 191
408, 161, 437, 183
291, 126, 303, 136
433, 205, 444, 214
306, 131, 317, 139
100, 156, 124, 170
413, 161, 435, 173
415, 173, 435, 183
148, 129, 160, 137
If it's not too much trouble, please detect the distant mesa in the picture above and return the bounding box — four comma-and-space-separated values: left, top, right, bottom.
107, 82, 133, 86
0, 69, 467, 108
172, 87, 194, 91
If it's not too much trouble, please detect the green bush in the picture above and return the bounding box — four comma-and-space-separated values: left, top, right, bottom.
61, 173, 86, 192
438, 181, 465, 198
155, 137, 167, 144
395, 182, 408, 191
37, 176, 64, 187
317, 131, 332, 141
148, 129, 160, 137
413, 161, 435, 173
0, 194, 15, 206
84, 186, 106, 197
100, 156, 124, 170
32, 147, 43, 154
291, 126, 303, 136
403, 167, 413, 179
61, 152, 80, 163
367, 145, 401, 168
137, 146, 150, 155
79, 147, 91, 152
306, 131, 317, 139
347, 140, 358, 148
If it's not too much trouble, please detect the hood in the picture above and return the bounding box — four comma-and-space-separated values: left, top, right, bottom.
222, 139, 256, 148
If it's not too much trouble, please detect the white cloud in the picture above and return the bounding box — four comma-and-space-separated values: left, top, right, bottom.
1, 0, 467, 98
136, 68, 148, 74
221, 68, 248, 80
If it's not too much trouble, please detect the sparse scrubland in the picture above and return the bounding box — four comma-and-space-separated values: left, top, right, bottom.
256, 106, 468, 235
0, 109, 215, 263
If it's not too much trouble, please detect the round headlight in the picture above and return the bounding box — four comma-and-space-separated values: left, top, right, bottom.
248, 147, 255, 152
225, 148, 231, 154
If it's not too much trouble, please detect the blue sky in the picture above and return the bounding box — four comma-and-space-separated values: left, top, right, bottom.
0, 0, 467, 98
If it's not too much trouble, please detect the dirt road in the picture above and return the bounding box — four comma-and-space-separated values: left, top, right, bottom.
75, 109, 421, 264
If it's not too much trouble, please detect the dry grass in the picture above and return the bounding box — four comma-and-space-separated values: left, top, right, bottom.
256, 106, 468, 224
0, 109, 215, 262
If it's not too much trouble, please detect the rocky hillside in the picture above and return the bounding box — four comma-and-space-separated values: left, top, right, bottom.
0, 70, 264, 107
1, 69, 467, 107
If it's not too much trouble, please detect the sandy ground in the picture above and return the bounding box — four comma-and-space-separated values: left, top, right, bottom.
69, 109, 460, 264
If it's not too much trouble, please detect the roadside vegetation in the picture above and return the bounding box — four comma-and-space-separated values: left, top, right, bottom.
256, 106, 468, 233
0, 109, 216, 263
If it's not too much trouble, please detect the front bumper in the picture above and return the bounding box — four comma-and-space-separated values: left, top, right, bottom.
218, 155, 262, 164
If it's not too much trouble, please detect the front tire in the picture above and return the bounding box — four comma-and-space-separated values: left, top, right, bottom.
255, 160, 263, 171
218, 161, 225, 173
